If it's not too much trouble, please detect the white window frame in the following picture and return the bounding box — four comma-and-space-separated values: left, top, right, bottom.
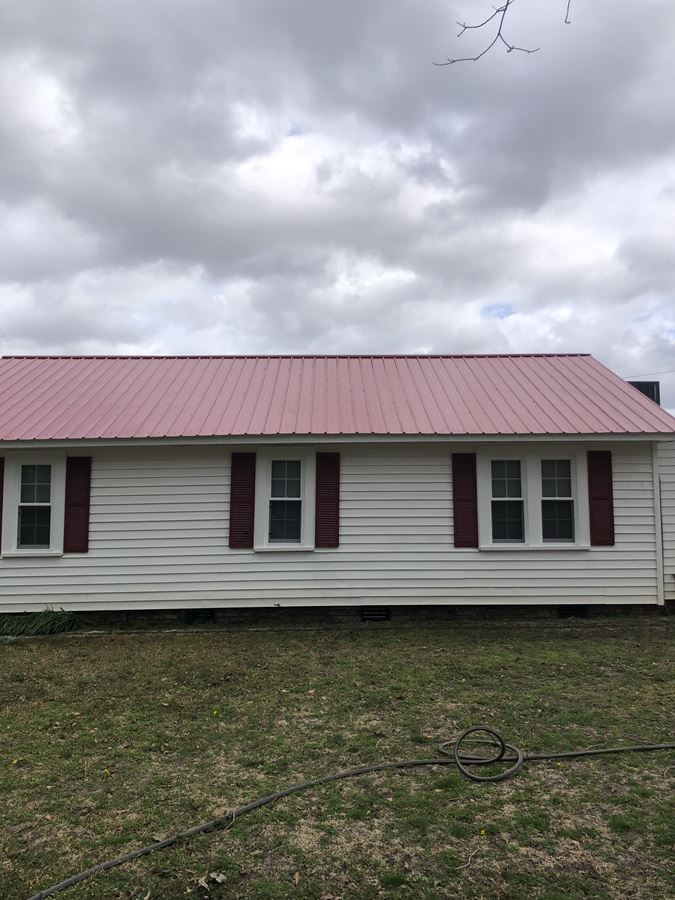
540, 456, 576, 544
488, 456, 527, 544
1, 452, 66, 557
476, 446, 590, 550
254, 449, 316, 551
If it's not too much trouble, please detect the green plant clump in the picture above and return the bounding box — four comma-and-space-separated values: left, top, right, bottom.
0, 607, 78, 637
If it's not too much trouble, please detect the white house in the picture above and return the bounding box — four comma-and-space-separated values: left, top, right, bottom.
1, 353, 674, 613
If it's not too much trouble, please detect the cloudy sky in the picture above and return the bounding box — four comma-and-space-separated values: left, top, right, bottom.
1, 0, 674, 405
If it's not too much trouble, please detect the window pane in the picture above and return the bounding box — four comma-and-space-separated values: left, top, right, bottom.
271, 478, 286, 498
21, 465, 36, 484
491, 460, 521, 500
20, 466, 36, 503
542, 478, 557, 497
20, 483, 36, 503
542, 500, 574, 541
491, 500, 524, 542
270, 460, 301, 498
492, 478, 507, 498
541, 460, 556, 479
269, 500, 301, 542
286, 478, 301, 498
20, 464, 51, 503
36, 525, 51, 546
558, 479, 572, 497
541, 459, 572, 498
36, 465, 52, 483
35, 483, 51, 503
18, 506, 52, 548
506, 475, 522, 498
271, 460, 286, 479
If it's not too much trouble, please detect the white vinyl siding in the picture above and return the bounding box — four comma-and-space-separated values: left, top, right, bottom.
659, 440, 675, 603
0, 441, 661, 611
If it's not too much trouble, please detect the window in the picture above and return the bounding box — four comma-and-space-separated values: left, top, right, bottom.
253, 451, 316, 550
490, 460, 524, 542
18, 464, 52, 549
541, 459, 574, 542
1, 454, 66, 556
269, 460, 302, 543
476, 448, 589, 549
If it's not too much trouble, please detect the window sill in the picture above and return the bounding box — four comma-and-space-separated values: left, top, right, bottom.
2, 550, 64, 559
479, 543, 590, 552
253, 544, 316, 553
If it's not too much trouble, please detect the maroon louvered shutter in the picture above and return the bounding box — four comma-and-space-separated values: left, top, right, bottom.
452, 453, 479, 548
315, 452, 340, 548
0, 458, 4, 553
229, 452, 256, 549
63, 457, 92, 553
587, 450, 615, 546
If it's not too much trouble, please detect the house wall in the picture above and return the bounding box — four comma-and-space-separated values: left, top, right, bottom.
659, 440, 675, 604
0, 441, 661, 612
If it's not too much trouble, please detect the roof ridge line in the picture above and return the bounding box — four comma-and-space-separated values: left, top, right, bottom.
0, 353, 593, 360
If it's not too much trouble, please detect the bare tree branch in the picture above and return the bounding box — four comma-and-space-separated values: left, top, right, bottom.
434, 0, 572, 66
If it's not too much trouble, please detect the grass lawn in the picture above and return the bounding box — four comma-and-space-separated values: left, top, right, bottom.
1, 616, 674, 899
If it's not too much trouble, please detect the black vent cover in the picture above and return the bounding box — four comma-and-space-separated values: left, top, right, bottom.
628, 381, 660, 405
360, 607, 391, 622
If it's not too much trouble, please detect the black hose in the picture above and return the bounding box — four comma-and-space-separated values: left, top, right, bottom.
26, 726, 675, 900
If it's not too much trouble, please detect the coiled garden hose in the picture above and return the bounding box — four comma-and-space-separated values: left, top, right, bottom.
27, 726, 675, 900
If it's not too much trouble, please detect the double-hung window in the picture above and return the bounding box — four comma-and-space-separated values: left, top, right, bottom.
18, 465, 52, 549
541, 459, 574, 542
477, 448, 589, 549
490, 460, 525, 543
269, 460, 302, 543
1, 454, 66, 556
254, 451, 316, 550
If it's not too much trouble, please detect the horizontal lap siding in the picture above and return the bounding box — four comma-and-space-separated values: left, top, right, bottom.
659, 441, 675, 602
0, 443, 659, 610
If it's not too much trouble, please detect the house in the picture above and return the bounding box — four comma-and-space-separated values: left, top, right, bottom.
1, 353, 675, 613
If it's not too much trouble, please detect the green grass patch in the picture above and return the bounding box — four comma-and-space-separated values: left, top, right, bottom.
0, 607, 77, 637
0, 617, 673, 899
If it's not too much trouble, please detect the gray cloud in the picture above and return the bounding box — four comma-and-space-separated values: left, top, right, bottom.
0, 0, 673, 405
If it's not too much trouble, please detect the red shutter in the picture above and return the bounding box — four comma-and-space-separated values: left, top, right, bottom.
229, 452, 256, 549
315, 452, 340, 548
63, 457, 92, 553
587, 450, 615, 546
0, 458, 4, 554
452, 453, 479, 548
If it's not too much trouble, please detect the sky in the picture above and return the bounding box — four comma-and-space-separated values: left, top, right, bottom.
0, 0, 674, 407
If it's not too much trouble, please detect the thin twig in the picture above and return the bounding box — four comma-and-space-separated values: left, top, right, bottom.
456, 7, 505, 36
453, 848, 479, 870
435, 0, 573, 66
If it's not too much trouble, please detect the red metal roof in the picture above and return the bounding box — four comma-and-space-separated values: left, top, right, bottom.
1, 354, 674, 441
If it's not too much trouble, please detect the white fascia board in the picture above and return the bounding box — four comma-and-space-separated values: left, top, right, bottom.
1, 432, 673, 451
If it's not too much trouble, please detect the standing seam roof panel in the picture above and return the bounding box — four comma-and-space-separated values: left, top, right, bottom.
572, 356, 668, 431
470, 357, 537, 434
195, 358, 243, 435
420, 358, 478, 433
497, 357, 578, 433
1, 354, 674, 440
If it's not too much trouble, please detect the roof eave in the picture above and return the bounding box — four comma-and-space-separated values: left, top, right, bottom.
1, 431, 673, 450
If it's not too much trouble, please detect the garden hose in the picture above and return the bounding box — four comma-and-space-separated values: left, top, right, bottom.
26, 726, 675, 900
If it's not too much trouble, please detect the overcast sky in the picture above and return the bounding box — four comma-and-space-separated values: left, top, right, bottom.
1, 0, 674, 406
